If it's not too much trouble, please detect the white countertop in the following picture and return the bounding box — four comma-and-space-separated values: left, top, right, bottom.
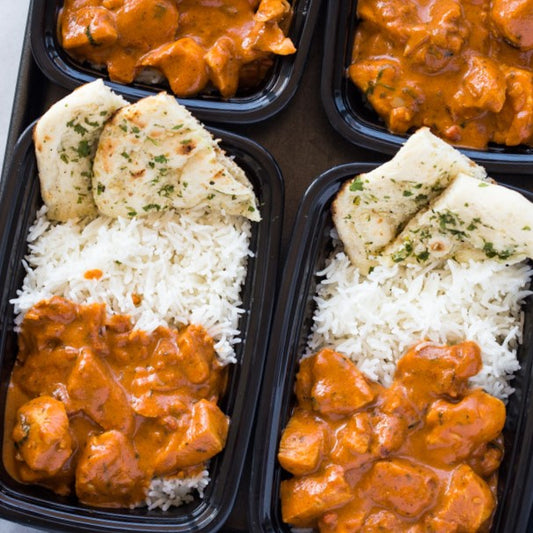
0, 4, 43, 532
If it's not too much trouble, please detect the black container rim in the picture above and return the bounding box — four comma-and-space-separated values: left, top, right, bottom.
29, 0, 322, 124
249, 162, 533, 532
0, 120, 284, 532
320, 0, 533, 174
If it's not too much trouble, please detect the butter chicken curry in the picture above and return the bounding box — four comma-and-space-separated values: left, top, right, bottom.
349, 0, 533, 149
3, 296, 229, 507
279, 341, 506, 531
58, 0, 296, 98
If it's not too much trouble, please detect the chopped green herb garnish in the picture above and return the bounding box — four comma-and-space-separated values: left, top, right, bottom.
416, 250, 430, 262
85, 25, 97, 46
143, 203, 161, 212
77, 140, 91, 158
158, 184, 174, 197
349, 177, 364, 192
67, 119, 88, 136
483, 242, 513, 260
84, 117, 99, 128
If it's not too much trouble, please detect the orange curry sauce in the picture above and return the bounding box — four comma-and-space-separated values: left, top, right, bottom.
3, 296, 229, 508
349, 0, 533, 149
58, 0, 296, 98
279, 342, 506, 532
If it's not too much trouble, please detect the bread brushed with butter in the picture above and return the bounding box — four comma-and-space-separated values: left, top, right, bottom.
92, 92, 260, 221
33, 79, 127, 221
382, 173, 533, 266
332, 128, 487, 274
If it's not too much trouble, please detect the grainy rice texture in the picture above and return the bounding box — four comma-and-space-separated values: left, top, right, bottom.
306, 244, 532, 401
145, 470, 211, 511
10, 206, 253, 507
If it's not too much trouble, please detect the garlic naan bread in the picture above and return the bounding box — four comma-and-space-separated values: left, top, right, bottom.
383, 174, 533, 266
332, 128, 487, 273
33, 79, 127, 221
93, 92, 260, 220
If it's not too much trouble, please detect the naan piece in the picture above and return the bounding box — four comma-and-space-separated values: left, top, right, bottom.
382, 173, 533, 266
33, 79, 127, 221
332, 128, 487, 273
92, 92, 260, 221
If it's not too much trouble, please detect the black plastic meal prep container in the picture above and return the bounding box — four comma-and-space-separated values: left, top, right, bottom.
0, 121, 284, 532
320, 0, 533, 174
29, 0, 322, 125
249, 162, 533, 532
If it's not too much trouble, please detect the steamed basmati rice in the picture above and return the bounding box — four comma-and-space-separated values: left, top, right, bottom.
10, 205, 253, 507
306, 248, 532, 400
146, 470, 211, 511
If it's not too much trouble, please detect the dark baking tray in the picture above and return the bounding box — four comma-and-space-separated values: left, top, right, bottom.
29, 0, 322, 124
0, 121, 283, 532
249, 162, 533, 531
4, 5, 533, 530
320, 0, 533, 174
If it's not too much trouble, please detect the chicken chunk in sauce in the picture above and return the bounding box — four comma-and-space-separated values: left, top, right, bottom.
278, 409, 330, 476
280, 464, 354, 526
76, 430, 147, 508
279, 341, 505, 531
491, 0, 533, 50
4, 296, 229, 507
12, 396, 72, 479
153, 399, 229, 475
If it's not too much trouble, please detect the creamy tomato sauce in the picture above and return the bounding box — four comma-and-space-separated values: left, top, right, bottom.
279, 342, 505, 531
3, 296, 229, 508
349, 0, 533, 149
58, 0, 296, 98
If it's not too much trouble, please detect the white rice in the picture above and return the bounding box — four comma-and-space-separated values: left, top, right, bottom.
145, 470, 211, 511
10, 205, 253, 507
306, 247, 532, 400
